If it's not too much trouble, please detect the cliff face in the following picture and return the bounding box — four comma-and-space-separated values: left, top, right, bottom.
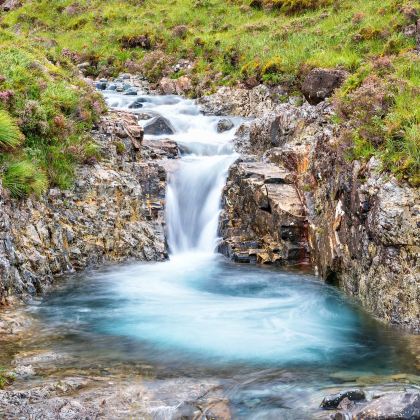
0, 111, 175, 302
204, 85, 419, 331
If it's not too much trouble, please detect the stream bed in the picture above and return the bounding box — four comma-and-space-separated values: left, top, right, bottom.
0, 87, 419, 419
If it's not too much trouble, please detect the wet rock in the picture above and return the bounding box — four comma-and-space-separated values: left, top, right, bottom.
124, 87, 138, 96
321, 389, 366, 409
217, 118, 234, 133
219, 160, 307, 265
143, 116, 175, 135
128, 97, 147, 109
352, 392, 420, 419
301, 68, 348, 105
95, 81, 107, 90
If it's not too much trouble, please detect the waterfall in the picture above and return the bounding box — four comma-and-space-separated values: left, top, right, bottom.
103, 91, 238, 256
166, 154, 236, 254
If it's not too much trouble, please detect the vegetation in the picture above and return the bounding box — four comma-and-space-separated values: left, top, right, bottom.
0, 367, 13, 389
0, 0, 418, 191
0, 30, 105, 197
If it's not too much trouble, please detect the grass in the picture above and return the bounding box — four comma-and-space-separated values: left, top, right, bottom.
0, 367, 14, 389
0, 34, 105, 196
0, 110, 22, 149
0, 0, 418, 190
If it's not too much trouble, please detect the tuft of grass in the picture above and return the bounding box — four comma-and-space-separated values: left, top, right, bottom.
0, 367, 14, 389
0, 110, 23, 149
2, 160, 48, 198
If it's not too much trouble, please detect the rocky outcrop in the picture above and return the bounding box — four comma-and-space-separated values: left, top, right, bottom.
219, 160, 308, 265
301, 68, 348, 105
216, 86, 419, 331
0, 111, 177, 302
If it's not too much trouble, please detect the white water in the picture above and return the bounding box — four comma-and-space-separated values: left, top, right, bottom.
104, 92, 239, 255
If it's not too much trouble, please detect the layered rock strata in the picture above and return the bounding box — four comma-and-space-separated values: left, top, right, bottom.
0, 111, 177, 302
206, 85, 419, 331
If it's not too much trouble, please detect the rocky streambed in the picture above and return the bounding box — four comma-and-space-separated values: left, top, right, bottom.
0, 76, 419, 419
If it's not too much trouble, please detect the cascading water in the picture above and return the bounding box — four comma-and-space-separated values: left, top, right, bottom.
19, 90, 418, 419
105, 90, 238, 256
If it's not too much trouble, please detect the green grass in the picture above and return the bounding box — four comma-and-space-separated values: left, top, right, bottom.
0, 367, 14, 389
0, 0, 418, 190
0, 33, 105, 196
0, 110, 23, 149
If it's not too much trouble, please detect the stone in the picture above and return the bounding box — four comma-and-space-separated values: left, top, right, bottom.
301, 68, 348, 105
95, 81, 107, 90
159, 76, 193, 96
124, 88, 138, 96
1, 0, 21, 11
128, 98, 147, 109
219, 160, 307, 265
320, 389, 366, 409
352, 392, 420, 419
143, 116, 175, 136
217, 118, 234, 133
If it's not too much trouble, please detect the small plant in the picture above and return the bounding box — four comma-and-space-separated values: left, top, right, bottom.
0, 367, 14, 389
115, 141, 126, 155
0, 110, 23, 149
2, 160, 48, 198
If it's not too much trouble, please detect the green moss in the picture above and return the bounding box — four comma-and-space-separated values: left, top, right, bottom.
0, 368, 14, 389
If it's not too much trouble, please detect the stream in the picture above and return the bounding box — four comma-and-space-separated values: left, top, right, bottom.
1, 90, 419, 419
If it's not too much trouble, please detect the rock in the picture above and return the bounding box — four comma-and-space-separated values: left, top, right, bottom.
172, 25, 189, 39
1, 0, 21, 11
137, 113, 153, 120
128, 97, 148, 109
95, 81, 107, 90
0, 110, 169, 301
301, 68, 348, 105
321, 389, 366, 409
143, 116, 175, 135
417, 18, 420, 50
219, 160, 307, 265
77, 62, 90, 70
124, 87, 138, 96
119, 34, 151, 49
159, 76, 193, 96
217, 118, 234, 133
352, 392, 420, 419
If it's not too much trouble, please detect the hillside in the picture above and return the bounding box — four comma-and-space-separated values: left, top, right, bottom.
0, 0, 418, 195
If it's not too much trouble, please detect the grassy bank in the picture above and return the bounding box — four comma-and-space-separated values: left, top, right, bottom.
0, 0, 419, 192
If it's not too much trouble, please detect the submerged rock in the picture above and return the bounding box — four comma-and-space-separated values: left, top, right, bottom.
143, 116, 175, 135
217, 118, 234, 133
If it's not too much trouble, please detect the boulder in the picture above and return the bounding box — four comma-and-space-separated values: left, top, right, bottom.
217, 118, 234, 133
143, 116, 175, 135
2, 0, 21, 11
352, 392, 420, 419
301, 68, 348, 105
321, 389, 366, 409
124, 88, 138, 96
159, 76, 193, 96
128, 98, 147, 109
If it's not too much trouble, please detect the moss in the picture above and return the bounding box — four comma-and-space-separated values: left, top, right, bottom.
0, 368, 14, 389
